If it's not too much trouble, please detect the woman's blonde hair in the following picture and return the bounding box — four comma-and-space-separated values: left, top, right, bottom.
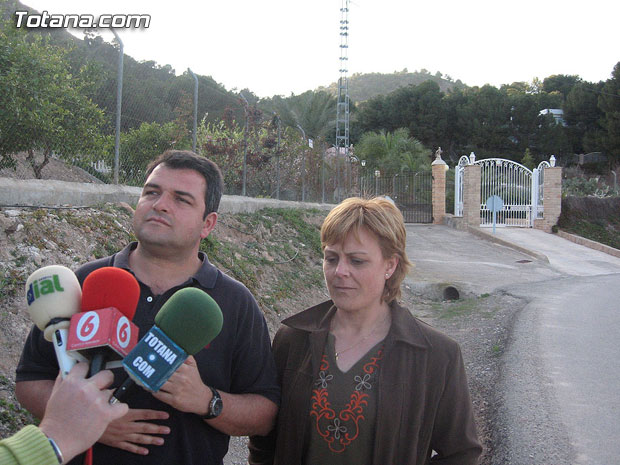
321, 197, 412, 303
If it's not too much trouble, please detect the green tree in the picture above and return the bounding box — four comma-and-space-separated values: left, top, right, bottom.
0, 25, 104, 177
355, 128, 430, 174
453, 85, 511, 157
109, 121, 188, 185
564, 81, 604, 153
598, 62, 620, 169
196, 116, 292, 198
355, 80, 446, 149
266, 91, 337, 141
521, 148, 535, 170
533, 113, 571, 158
543, 74, 581, 101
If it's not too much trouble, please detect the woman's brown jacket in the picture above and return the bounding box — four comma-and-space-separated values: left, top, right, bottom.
249, 300, 482, 465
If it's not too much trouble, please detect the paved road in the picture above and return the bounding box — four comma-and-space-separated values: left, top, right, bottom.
405, 225, 620, 464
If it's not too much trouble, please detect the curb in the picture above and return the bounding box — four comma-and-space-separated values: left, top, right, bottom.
556, 229, 620, 259
442, 215, 550, 263
464, 226, 551, 263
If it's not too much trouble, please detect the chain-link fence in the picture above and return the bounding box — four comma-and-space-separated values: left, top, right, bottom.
0, 24, 359, 204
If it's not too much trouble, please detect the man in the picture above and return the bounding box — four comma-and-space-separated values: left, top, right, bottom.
16, 150, 280, 465
1, 363, 128, 465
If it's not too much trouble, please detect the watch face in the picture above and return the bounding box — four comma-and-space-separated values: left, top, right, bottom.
211, 397, 223, 416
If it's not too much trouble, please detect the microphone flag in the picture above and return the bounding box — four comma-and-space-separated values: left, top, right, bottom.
67, 308, 139, 368
121, 326, 187, 392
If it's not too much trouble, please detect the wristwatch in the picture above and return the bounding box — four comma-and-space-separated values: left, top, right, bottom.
202, 386, 223, 419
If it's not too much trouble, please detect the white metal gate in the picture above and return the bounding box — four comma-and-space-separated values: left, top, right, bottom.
454, 154, 472, 217
454, 153, 553, 227
479, 157, 532, 227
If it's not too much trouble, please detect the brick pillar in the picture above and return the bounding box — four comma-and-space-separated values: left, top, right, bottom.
462, 164, 481, 227
431, 158, 447, 224
535, 167, 562, 232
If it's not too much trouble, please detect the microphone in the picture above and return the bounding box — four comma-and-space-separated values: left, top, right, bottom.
66, 267, 140, 376
25, 265, 82, 378
110, 287, 223, 403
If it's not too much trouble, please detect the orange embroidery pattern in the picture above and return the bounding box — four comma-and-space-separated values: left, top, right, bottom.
310, 348, 383, 453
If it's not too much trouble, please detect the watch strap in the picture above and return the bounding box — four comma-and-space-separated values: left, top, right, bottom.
202, 386, 222, 419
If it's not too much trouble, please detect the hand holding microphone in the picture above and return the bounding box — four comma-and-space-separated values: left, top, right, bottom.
111, 287, 223, 404
25, 265, 82, 378
39, 363, 128, 464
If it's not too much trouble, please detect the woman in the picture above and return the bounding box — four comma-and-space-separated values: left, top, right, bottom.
249, 197, 482, 465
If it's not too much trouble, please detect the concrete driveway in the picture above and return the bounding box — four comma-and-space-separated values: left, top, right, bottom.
404, 224, 562, 298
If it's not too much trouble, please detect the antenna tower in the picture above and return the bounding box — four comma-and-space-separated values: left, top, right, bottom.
336, 0, 350, 198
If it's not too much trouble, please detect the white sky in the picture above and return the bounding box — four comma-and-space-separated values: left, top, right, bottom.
19, 0, 620, 98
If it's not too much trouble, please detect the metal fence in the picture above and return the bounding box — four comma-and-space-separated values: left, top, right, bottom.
360, 170, 432, 223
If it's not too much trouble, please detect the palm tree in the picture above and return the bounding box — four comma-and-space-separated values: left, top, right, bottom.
356, 128, 431, 174
268, 91, 337, 141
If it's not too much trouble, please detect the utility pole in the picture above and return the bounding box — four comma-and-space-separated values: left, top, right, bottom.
275, 113, 281, 200
239, 92, 249, 196
111, 30, 123, 185
297, 124, 307, 202
335, 0, 350, 201
188, 68, 198, 152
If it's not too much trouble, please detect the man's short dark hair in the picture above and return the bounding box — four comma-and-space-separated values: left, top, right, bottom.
145, 150, 224, 217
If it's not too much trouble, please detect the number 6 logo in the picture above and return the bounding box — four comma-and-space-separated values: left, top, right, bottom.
76, 311, 99, 342
117, 316, 131, 349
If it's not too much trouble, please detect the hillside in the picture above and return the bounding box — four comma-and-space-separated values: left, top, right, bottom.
318, 69, 467, 102
2, 0, 247, 132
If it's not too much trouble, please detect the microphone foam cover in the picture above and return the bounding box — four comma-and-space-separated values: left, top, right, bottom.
81, 267, 140, 320
25, 265, 82, 341
155, 287, 223, 355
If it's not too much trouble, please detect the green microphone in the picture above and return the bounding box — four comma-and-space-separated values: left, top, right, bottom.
155, 288, 223, 355
111, 288, 223, 403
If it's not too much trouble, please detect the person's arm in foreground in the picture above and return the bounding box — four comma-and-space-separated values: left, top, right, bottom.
17, 375, 170, 457
2, 362, 128, 465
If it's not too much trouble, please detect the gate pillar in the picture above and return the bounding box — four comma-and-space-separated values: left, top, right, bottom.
463, 164, 481, 227
431, 149, 447, 224
533, 166, 562, 232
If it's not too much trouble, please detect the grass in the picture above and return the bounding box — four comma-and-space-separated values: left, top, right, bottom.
558, 197, 620, 250
200, 208, 325, 312
433, 294, 497, 320
244, 207, 323, 255
0, 268, 26, 299
435, 298, 478, 319
491, 343, 502, 356
560, 219, 620, 250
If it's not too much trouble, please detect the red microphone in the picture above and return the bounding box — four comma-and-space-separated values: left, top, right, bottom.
67, 267, 141, 376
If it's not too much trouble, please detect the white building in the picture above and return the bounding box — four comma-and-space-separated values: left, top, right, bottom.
539, 108, 566, 126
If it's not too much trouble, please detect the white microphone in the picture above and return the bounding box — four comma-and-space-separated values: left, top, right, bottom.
25, 265, 82, 378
